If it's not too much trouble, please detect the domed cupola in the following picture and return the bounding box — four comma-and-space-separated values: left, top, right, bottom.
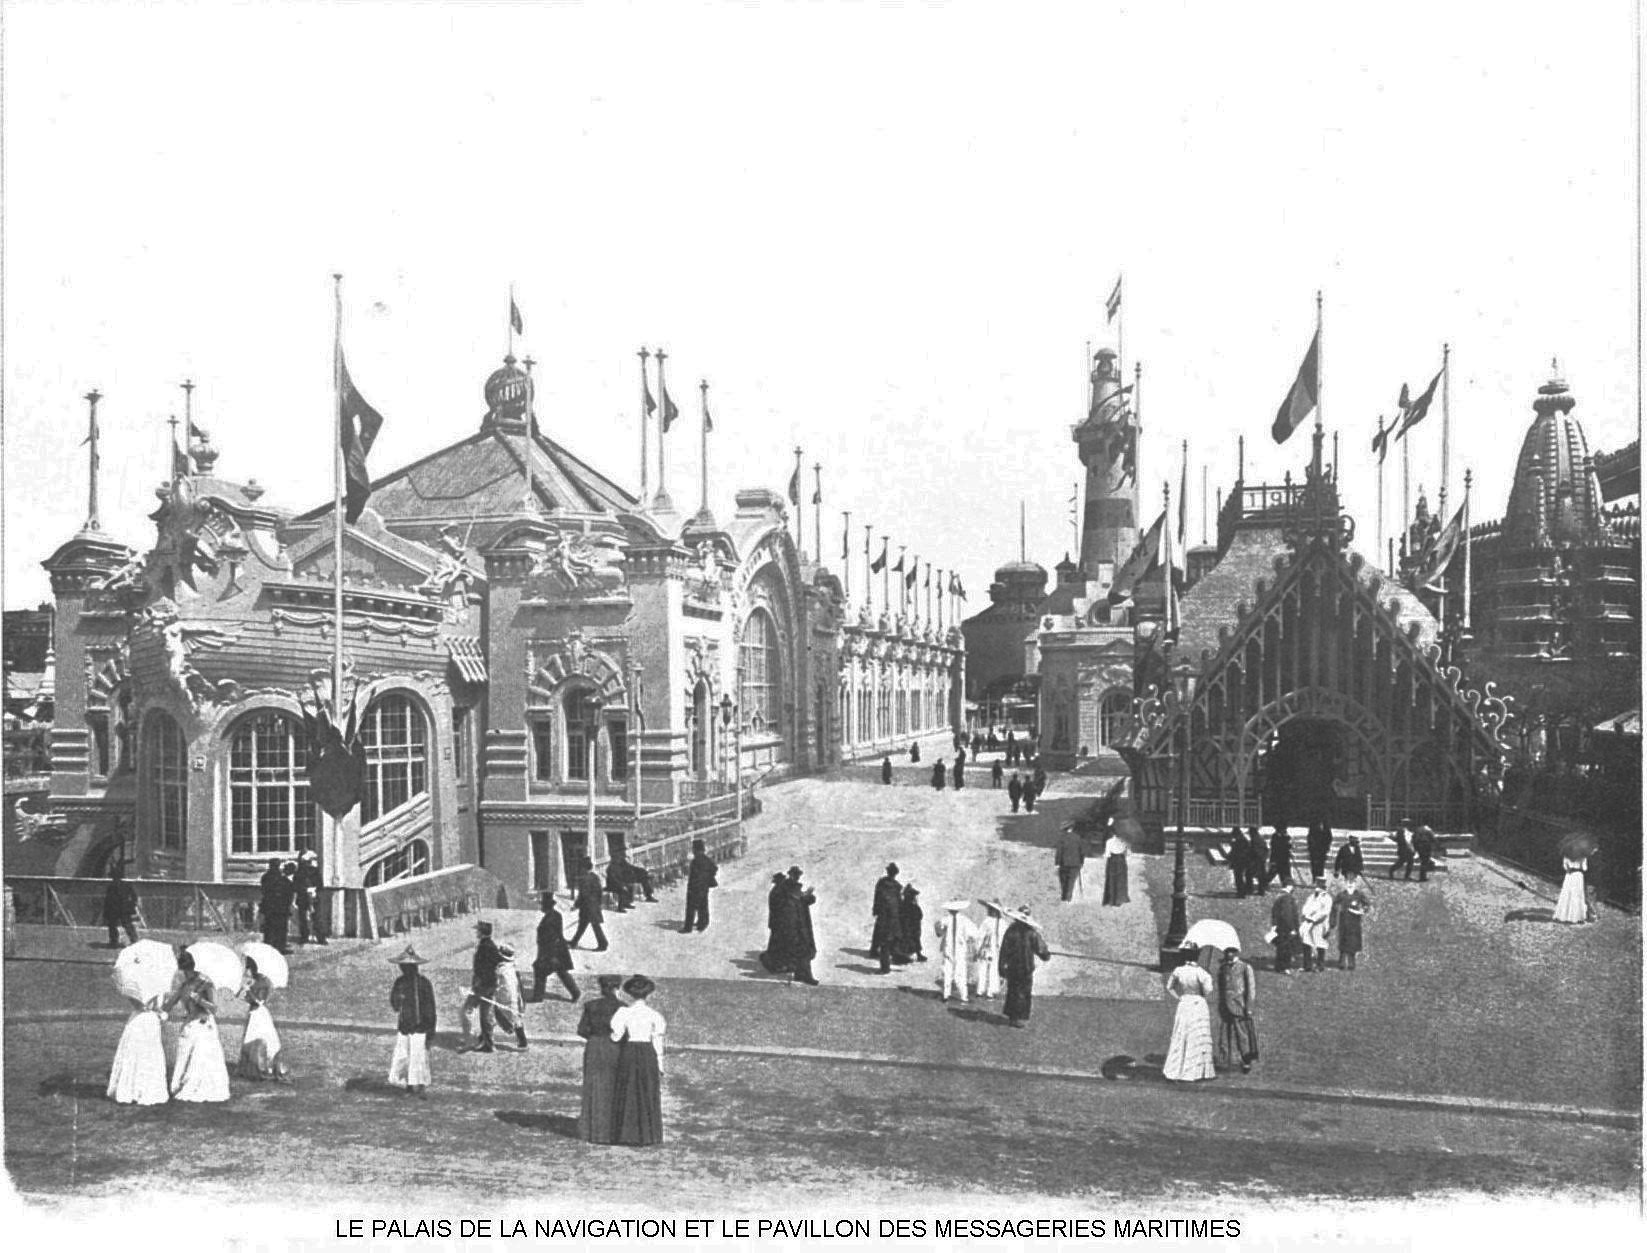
1502, 362, 1603, 549
989, 559, 1048, 607
482, 355, 534, 430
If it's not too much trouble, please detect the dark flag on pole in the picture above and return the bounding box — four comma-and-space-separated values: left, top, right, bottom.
905, 559, 919, 590
1271, 329, 1320, 444
660, 381, 680, 432
301, 674, 367, 820
892, 551, 905, 575
339, 354, 385, 524
787, 462, 801, 505
870, 540, 888, 573
1371, 414, 1391, 464
1106, 275, 1123, 324
643, 376, 658, 417
1392, 368, 1443, 442
841, 520, 849, 561
509, 297, 524, 336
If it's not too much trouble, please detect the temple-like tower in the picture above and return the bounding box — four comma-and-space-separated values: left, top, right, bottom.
1072, 348, 1138, 582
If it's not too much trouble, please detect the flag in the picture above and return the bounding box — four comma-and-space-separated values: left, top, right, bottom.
905, 559, 918, 590
812, 478, 821, 506
1109, 509, 1166, 603
892, 551, 905, 575
1271, 329, 1320, 444
703, 396, 713, 432
188, 419, 209, 443
661, 382, 679, 432
1106, 275, 1123, 323
870, 540, 888, 573
956, 578, 967, 601
1371, 414, 1390, 465
509, 296, 524, 336
301, 689, 367, 820
1393, 368, 1443, 442
841, 521, 849, 561
924, 563, 931, 589
644, 377, 657, 417
339, 354, 385, 524
1415, 503, 1465, 589
787, 462, 800, 505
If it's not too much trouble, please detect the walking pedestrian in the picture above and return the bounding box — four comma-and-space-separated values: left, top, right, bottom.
1214, 947, 1259, 1073
1306, 823, 1333, 883
493, 943, 528, 1049
784, 868, 819, 985
294, 849, 325, 944
1388, 822, 1416, 880
997, 906, 1050, 1028
881, 755, 893, 785
576, 974, 625, 1143
951, 756, 965, 790
991, 759, 1004, 789
1054, 824, 1085, 902
164, 949, 230, 1103
761, 872, 792, 972
1554, 855, 1591, 924
931, 759, 947, 791
236, 955, 289, 1081
897, 884, 926, 963
461, 920, 507, 1052
870, 863, 904, 974
1022, 777, 1039, 813
910, 742, 921, 764
258, 857, 293, 952
610, 976, 666, 1146
1331, 881, 1369, 970
1268, 826, 1294, 888
107, 992, 168, 1105
1299, 880, 1334, 973
1269, 883, 1300, 975
570, 864, 609, 950
1007, 772, 1023, 813
1228, 826, 1251, 897
387, 945, 436, 1097
683, 838, 718, 934
1412, 824, 1436, 882
1162, 960, 1217, 1081
974, 901, 1007, 998
103, 863, 139, 948
1102, 828, 1130, 906
531, 893, 580, 1002
935, 900, 978, 1002
1032, 764, 1048, 799
1248, 827, 1270, 889
1333, 833, 1364, 881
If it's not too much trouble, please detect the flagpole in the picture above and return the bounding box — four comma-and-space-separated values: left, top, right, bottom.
1462, 469, 1473, 631
936, 568, 944, 631
1117, 273, 1125, 379
84, 389, 103, 530
1020, 500, 1026, 562
812, 464, 822, 563
791, 447, 803, 553
1312, 290, 1325, 480
331, 273, 346, 892
1132, 361, 1143, 568
863, 525, 871, 616
638, 348, 651, 504
167, 411, 180, 498
897, 547, 907, 619
843, 512, 852, 603
1439, 343, 1452, 516
654, 348, 672, 510
699, 380, 711, 517
1402, 436, 1411, 560
507, 281, 516, 361
881, 535, 889, 620
523, 355, 536, 513
1375, 414, 1386, 561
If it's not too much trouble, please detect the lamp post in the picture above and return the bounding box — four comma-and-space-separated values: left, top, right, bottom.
720, 690, 743, 850
629, 664, 644, 822
584, 692, 602, 874
1160, 688, 1191, 969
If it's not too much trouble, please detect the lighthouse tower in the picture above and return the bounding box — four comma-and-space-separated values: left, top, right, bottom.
1072, 347, 1138, 583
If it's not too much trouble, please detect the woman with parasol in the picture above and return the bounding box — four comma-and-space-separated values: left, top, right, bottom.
1553, 832, 1598, 924
236, 947, 290, 1081
107, 940, 174, 1105
163, 949, 231, 1102
609, 975, 666, 1145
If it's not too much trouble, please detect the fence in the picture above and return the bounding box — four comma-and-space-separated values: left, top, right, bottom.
1365, 800, 1472, 832
1165, 796, 1265, 829
364, 864, 506, 939
2, 875, 368, 938
678, 779, 735, 805
625, 790, 753, 889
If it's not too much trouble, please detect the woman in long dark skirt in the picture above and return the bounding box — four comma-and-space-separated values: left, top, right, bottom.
1102, 831, 1130, 906
609, 975, 666, 1145
575, 974, 625, 1143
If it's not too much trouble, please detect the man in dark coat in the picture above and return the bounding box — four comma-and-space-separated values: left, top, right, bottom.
881, 755, 893, 785
1054, 825, 1086, 901
611, 851, 656, 904
1412, 824, 1436, 882
991, 759, 1004, 789
1022, 777, 1038, 813
1007, 772, 1024, 813
1389, 823, 1417, 880
1268, 827, 1294, 888
103, 864, 139, 947
870, 862, 904, 973
605, 857, 635, 913
389, 948, 437, 1095
1032, 765, 1048, 799
1228, 826, 1253, 897
462, 920, 510, 1052
1270, 883, 1300, 975
931, 760, 946, 790
1248, 826, 1270, 889
956, 744, 968, 768
910, 742, 921, 763
1306, 823, 1333, 883
532, 894, 579, 1002
1333, 833, 1365, 882
951, 756, 965, 790
762, 872, 792, 972
293, 849, 326, 944
259, 857, 294, 952
896, 884, 926, 962
683, 838, 718, 933
784, 867, 819, 985
569, 866, 609, 950
998, 906, 1050, 1028
1005, 731, 1017, 765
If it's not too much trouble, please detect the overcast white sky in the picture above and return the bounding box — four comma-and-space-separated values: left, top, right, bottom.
2, 0, 1640, 613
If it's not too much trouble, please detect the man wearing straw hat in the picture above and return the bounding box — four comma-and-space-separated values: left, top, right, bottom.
997, 905, 1050, 1028
388, 946, 436, 1096
973, 901, 1008, 999
934, 899, 979, 1002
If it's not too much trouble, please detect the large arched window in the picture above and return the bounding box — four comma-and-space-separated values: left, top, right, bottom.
358, 694, 428, 825
145, 712, 187, 851
739, 609, 780, 736
228, 712, 316, 856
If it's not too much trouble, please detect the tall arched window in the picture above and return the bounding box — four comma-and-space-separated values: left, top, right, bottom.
739, 609, 779, 736
145, 712, 187, 851
563, 688, 594, 780
359, 694, 428, 825
228, 712, 316, 856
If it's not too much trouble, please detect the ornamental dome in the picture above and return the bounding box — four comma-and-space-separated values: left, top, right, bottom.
482, 355, 533, 427
1502, 364, 1604, 549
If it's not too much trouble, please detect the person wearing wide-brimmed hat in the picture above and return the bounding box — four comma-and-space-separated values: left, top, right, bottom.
895, 884, 926, 964
934, 900, 978, 1002
783, 867, 819, 985
575, 974, 626, 1142
388, 946, 435, 1095
163, 948, 231, 1102
997, 906, 1050, 1028
761, 872, 793, 973
973, 901, 1008, 999
609, 975, 666, 1145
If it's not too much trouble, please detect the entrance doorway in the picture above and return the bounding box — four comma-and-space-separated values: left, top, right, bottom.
1257, 719, 1353, 830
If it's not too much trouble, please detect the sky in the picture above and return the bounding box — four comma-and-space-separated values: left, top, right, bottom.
2, 0, 1640, 615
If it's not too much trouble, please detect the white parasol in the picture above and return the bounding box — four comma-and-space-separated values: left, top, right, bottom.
111, 939, 178, 1005
237, 941, 290, 990
1179, 919, 1242, 952
185, 940, 244, 992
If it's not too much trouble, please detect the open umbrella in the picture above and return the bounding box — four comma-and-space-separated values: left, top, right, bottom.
1179, 919, 1241, 952
237, 941, 290, 990
1558, 831, 1599, 860
112, 939, 178, 1005
185, 940, 244, 992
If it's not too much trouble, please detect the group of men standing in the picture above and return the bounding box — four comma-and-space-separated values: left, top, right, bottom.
1228, 822, 1436, 898
760, 867, 819, 984
1007, 765, 1046, 813
258, 851, 326, 952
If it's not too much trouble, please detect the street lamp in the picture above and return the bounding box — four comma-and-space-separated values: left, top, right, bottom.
583, 692, 603, 876
1160, 689, 1192, 969
720, 691, 743, 847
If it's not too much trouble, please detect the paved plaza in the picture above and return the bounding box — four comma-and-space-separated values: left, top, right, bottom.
4, 762, 1641, 1214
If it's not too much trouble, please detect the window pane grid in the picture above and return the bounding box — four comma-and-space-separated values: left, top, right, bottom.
229, 713, 317, 856
359, 695, 429, 825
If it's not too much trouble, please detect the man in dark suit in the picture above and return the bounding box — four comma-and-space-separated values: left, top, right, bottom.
1229, 826, 1253, 897
1389, 823, 1417, 880
102, 863, 139, 947
1270, 883, 1301, 975
531, 894, 579, 1003
1412, 824, 1436, 882
259, 857, 294, 953
1007, 772, 1024, 813
870, 863, 903, 974
569, 866, 609, 950
461, 920, 508, 1053
293, 849, 326, 944
1306, 823, 1333, 883
784, 867, 819, 985
683, 838, 718, 933
1054, 825, 1086, 901
1333, 833, 1365, 881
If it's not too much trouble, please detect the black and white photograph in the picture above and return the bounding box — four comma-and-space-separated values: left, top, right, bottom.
1, 1, 1642, 1246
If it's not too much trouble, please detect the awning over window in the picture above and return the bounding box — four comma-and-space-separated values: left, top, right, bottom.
448, 637, 488, 685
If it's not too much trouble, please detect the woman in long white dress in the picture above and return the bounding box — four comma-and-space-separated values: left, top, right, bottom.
237, 956, 289, 1081
1553, 856, 1590, 924
107, 994, 169, 1105
164, 950, 231, 1102
1162, 961, 1217, 1082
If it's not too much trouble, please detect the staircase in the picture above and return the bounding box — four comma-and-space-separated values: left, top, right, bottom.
1208, 830, 1473, 877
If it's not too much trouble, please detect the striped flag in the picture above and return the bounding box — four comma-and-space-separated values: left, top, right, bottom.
1271, 329, 1320, 444
509, 296, 524, 336
1106, 275, 1123, 324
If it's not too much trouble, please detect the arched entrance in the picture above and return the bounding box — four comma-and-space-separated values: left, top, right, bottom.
689, 680, 711, 780
1255, 719, 1353, 829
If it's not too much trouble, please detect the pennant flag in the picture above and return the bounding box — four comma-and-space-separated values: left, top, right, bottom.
661, 382, 680, 432
1271, 329, 1320, 444
644, 377, 657, 416
956, 577, 967, 601
812, 480, 822, 506
787, 462, 800, 505
188, 419, 210, 443
1392, 368, 1443, 442
339, 354, 386, 524
703, 396, 713, 433
1415, 503, 1466, 590
924, 563, 931, 589
1106, 275, 1123, 324
905, 559, 919, 590
870, 541, 888, 573
892, 551, 905, 574
1370, 414, 1390, 465
1109, 509, 1166, 603
509, 296, 524, 336
841, 521, 849, 561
